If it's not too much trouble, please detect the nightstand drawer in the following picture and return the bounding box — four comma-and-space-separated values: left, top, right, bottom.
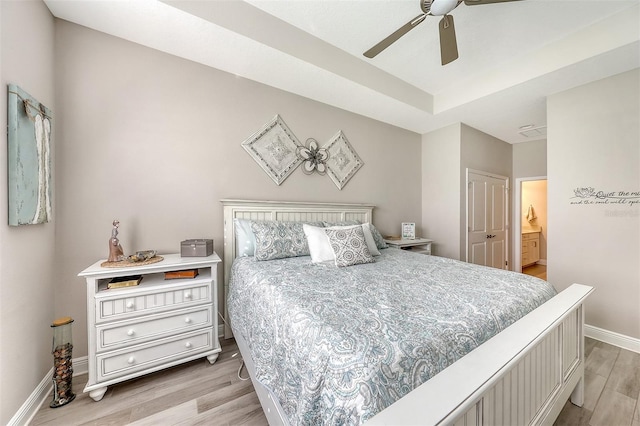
97, 329, 214, 381
522, 233, 539, 241
96, 281, 211, 323
97, 306, 213, 352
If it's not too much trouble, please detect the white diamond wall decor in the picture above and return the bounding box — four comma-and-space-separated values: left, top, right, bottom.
324, 131, 363, 190
242, 115, 303, 186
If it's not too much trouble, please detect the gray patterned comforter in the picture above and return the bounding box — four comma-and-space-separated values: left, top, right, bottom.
228, 249, 556, 425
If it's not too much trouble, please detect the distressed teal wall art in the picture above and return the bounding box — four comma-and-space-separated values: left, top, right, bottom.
7, 84, 52, 226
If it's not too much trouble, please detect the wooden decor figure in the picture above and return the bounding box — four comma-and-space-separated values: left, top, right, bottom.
108, 220, 125, 262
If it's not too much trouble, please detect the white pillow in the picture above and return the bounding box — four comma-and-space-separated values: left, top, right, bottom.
361, 223, 381, 257
234, 218, 256, 257
303, 224, 335, 263
303, 224, 380, 264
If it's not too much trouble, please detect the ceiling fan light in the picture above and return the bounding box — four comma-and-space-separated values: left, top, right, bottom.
431, 0, 462, 16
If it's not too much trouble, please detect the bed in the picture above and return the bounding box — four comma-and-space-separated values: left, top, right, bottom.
221, 199, 593, 425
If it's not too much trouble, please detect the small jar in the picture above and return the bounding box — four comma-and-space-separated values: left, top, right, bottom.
50, 317, 76, 408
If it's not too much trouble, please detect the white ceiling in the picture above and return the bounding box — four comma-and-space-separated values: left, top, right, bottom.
44, 0, 640, 143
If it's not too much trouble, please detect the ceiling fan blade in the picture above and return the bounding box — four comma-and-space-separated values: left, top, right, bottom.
439, 15, 458, 65
464, 0, 521, 5
363, 14, 427, 58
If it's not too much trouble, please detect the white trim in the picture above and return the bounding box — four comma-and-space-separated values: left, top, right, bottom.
7, 357, 88, 426
514, 176, 547, 272
7, 368, 52, 426
585, 324, 640, 354
74, 356, 89, 376
537, 259, 548, 266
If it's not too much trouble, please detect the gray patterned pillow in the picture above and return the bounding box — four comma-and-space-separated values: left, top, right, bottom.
324, 226, 375, 267
251, 221, 323, 261
368, 223, 388, 249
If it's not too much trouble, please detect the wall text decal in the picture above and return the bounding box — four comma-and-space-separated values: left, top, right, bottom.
570, 187, 640, 206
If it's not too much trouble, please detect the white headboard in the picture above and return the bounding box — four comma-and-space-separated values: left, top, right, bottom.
220, 199, 375, 338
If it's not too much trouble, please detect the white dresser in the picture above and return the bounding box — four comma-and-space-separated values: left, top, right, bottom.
79, 253, 221, 402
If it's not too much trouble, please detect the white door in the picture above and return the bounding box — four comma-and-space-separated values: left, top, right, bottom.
467, 170, 509, 269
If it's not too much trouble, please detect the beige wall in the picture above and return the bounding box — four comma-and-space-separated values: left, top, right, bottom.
421, 123, 462, 259
0, 1, 56, 423
53, 19, 422, 361
421, 123, 513, 264
513, 139, 547, 178
522, 180, 548, 261
548, 69, 639, 339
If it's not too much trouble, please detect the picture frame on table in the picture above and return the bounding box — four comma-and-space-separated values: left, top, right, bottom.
401, 222, 416, 240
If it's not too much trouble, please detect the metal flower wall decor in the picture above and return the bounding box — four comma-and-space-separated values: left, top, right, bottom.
242, 115, 363, 190
297, 138, 328, 175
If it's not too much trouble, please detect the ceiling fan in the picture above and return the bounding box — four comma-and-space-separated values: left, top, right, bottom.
363, 0, 521, 65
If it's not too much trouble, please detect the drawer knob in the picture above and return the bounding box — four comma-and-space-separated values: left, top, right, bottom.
127, 329, 135, 336
126, 301, 135, 309
184, 317, 191, 324
184, 292, 192, 300
127, 356, 135, 364
185, 342, 192, 348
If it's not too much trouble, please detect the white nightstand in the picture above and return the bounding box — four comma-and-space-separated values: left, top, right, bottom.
79, 253, 221, 402
384, 238, 433, 255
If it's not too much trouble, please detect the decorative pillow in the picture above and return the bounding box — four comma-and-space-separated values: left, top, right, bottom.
324, 226, 375, 267
368, 223, 388, 249
303, 224, 335, 263
322, 220, 361, 227
234, 218, 256, 257
305, 224, 380, 263
251, 221, 323, 261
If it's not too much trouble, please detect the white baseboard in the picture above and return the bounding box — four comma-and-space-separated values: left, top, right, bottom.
7, 366, 52, 426
585, 324, 640, 354
7, 356, 88, 426
537, 259, 547, 266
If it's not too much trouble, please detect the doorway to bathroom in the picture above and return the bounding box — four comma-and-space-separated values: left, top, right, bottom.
514, 177, 547, 279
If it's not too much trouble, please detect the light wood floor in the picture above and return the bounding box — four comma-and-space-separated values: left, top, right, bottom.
31, 337, 639, 425
523, 263, 547, 280
554, 338, 640, 426
31, 338, 268, 426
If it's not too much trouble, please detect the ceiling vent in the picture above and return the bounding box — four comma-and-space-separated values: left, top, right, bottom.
518, 125, 547, 138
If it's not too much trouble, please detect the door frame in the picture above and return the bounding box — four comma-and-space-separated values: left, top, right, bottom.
465, 168, 510, 268
514, 175, 547, 272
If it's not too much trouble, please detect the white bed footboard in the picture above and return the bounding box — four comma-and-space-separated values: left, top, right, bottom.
369, 283, 593, 426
